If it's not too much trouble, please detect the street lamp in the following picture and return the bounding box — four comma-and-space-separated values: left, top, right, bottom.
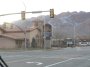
73, 23, 76, 46
21, 11, 27, 49
64, 18, 77, 46
48, 16, 77, 46
63, 16, 88, 46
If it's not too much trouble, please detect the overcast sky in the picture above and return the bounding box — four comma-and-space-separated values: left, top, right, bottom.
0, 0, 90, 24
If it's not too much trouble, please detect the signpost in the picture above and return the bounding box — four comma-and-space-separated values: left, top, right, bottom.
43, 23, 52, 48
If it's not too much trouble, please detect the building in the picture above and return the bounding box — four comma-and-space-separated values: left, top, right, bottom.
0, 19, 44, 49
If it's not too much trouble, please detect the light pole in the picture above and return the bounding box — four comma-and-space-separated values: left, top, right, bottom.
21, 1, 27, 49
73, 23, 76, 46
43, 16, 46, 49
71, 22, 88, 46
59, 13, 77, 46
64, 19, 88, 46
21, 0, 26, 11
66, 21, 77, 46
24, 27, 27, 49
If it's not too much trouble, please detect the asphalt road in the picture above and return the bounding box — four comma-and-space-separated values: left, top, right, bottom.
0, 47, 90, 67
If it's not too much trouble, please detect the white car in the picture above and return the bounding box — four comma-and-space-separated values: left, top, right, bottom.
79, 42, 88, 46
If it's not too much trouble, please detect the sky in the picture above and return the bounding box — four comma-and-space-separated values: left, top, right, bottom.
0, 0, 90, 24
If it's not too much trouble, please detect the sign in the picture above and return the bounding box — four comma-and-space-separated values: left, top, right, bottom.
44, 32, 52, 37
44, 32, 52, 40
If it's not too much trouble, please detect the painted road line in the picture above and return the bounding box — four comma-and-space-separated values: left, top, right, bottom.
6, 55, 66, 65
7, 58, 33, 63
44, 58, 74, 67
36, 62, 43, 65
44, 55, 90, 67
6, 56, 40, 64
26, 62, 43, 65
26, 62, 34, 64
6, 55, 46, 63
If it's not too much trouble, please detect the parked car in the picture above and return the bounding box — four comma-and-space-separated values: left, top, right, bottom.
79, 42, 88, 46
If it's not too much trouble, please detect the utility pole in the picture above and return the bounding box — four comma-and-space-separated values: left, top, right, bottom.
73, 23, 76, 46
43, 9, 54, 49
21, 11, 27, 49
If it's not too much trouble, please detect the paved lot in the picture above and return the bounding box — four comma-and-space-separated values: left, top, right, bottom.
1, 47, 90, 67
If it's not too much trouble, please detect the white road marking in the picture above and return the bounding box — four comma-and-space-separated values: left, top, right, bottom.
26, 62, 34, 64
7, 58, 33, 63
3, 52, 90, 67
6, 55, 46, 64
44, 56, 90, 67
44, 58, 74, 67
36, 62, 43, 65
26, 62, 43, 65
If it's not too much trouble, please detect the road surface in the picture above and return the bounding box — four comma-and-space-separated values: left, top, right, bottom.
0, 47, 90, 67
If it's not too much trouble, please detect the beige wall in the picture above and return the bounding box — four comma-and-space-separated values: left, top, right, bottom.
5, 32, 30, 39
0, 30, 2, 34
0, 29, 3, 34
0, 37, 16, 49
4, 29, 43, 48
29, 29, 43, 48
5, 33, 25, 38
29, 29, 40, 47
29, 29, 38, 44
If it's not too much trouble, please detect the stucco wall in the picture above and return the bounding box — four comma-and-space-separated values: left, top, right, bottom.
29, 29, 38, 43
5, 32, 30, 39
29, 29, 40, 47
5, 33, 25, 38
4, 29, 43, 48
29, 29, 43, 48
0, 37, 16, 49
0, 29, 3, 34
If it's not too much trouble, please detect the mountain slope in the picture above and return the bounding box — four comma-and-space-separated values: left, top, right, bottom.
14, 11, 90, 39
